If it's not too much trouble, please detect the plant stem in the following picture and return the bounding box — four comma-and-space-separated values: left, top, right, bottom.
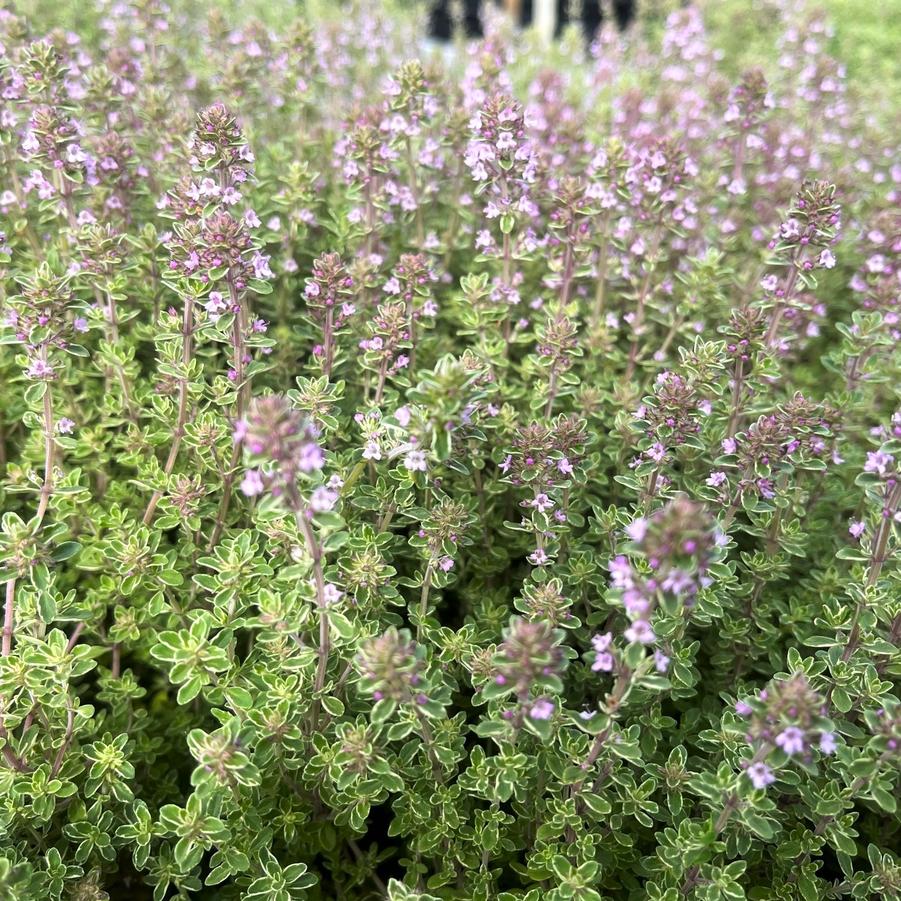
417, 561, 434, 641
413, 706, 442, 777
143, 297, 194, 525
680, 793, 739, 895
841, 480, 900, 663
544, 369, 558, 418
36, 386, 55, 525
725, 357, 744, 439
50, 701, 75, 778
295, 505, 330, 713
625, 230, 662, 381
591, 215, 611, 328
4, 375, 56, 660
209, 275, 249, 547
100, 287, 138, 422
405, 137, 425, 247
1, 580, 15, 660
764, 251, 801, 347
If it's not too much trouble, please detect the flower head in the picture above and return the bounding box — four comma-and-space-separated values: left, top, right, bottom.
746, 762, 775, 790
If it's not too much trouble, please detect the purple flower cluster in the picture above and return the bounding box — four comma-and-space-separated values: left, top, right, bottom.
356, 627, 428, 706
487, 617, 566, 723
596, 495, 721, 668
735, 673, 836, 790
714, 394, 841, 502
234, 395, 324, 502
6, 264, 81, 380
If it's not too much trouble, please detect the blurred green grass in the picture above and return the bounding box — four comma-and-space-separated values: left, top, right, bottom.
697, 0, 901, 104
14, 0, 901, 105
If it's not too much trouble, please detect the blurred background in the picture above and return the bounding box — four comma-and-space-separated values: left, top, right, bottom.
10, 0, 901, 111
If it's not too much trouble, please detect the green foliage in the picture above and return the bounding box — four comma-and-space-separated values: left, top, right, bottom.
0, 0, 899, 899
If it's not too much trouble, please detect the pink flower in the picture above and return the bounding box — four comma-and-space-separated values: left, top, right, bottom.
746, 762, 775, 790
323, 583, 343, 605
624, 620, 655, 645
528, 548, 549, 566
775, 726, 805, 756
625, 518, 648, 542
310, 486, 338, 512
608, 556, 633, 588
298, 443, 325, 472
404, 449, 428, 472
26, 359, 54, 380
251, 252, 273, 279
240, 470, 265, 497
848, 520, 866, 539
529, 699, 555, 721
591, 633, 614, 672
530, 493, 554, 513
819, 732, 837, 754
864, 450, 894, 475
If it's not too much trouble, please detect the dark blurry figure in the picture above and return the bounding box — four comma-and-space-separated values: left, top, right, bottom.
427, 0, 485, 41
611, 0, 637, 31
426, 0, 636, 45
519, 0, 636, 41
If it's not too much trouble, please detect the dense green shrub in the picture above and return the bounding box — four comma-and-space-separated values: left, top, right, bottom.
0, 1, 898, 898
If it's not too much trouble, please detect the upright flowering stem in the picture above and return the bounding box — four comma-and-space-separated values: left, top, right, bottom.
1, 581, 16, 660
227, 275, 249, 413
726, 360, 745, 440
233, 397, 330, 718
417, 561, 434, 641
572, 658, 649, 795
404, 137, 425, 247
559, 226, 575, 307
842, 476, 901, 663
209, 282, 253, 546
679, 793, 741, 896
294, 506, 330, 703
323, 306, 335, 377
143, 297, 195, 525
35, 382, 55, 525
591, 213, 612, 328
544, 373, 558, 419
501, 231, 513, 345
562, 658, 651, 844
624, 230, 662, 381
537, 312, 579, 419
100, 286, 138, 422
166, 102, 260, 545
2, 370, 55, 680
764, 182, 841, 347
763, 252, 800, 347
413, 705, 442, 778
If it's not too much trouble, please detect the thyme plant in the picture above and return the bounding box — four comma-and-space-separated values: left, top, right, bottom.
0, 1, 899, 899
